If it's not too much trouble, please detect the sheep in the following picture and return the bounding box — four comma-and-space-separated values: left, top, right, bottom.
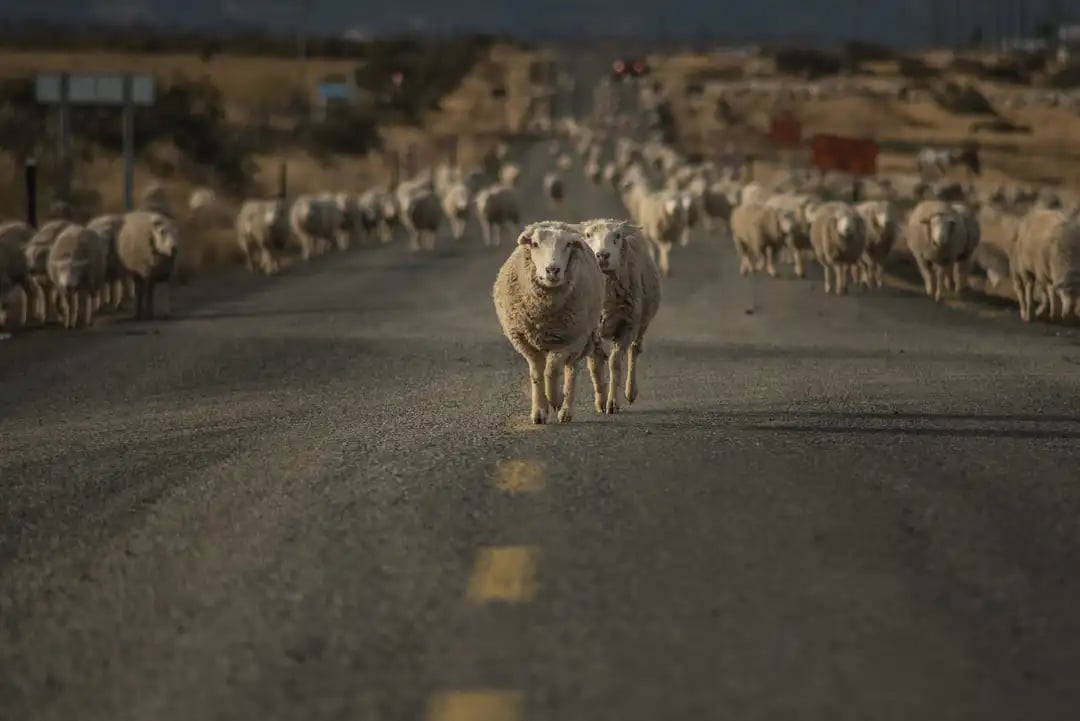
23, 219, 73, 322
492, 221, 605, 424
358, 188, 394, 244
809, 202, 868, 295
701, 182, 734, 234
499, 162, 521, 188
972, 243, 1010, 290
854, 200, 900, 288
47, 225, 108, 328
117, 210, 181, 321
637, 190, 689, 278
1011, 208, 1080, 322
542, 172, 564, 206
584, 158, 602, 185
236, 199, 289, 275
440, 181, 472, 242
555, 152, 573, 172
475, 184, 520, 247
397, 185, 443, 251
579, 218, 662, 414
332, 192, 362, 250
765, 193, 817, 277
0, 221, 45, 328
730, 202, 799, 278
602, 162, 619, 187
940, 203, 981, 294
289, 195, 341, 260
140, 181, 173, 218
86, 213, 128, 310
904, 199, 970, 301
188, 187, 232, 228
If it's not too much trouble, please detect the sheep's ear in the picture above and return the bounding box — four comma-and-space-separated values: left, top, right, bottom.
517, 230, 533, 246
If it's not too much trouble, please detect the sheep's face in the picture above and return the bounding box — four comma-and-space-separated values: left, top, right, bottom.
53, 259, 87, 289
583, 222, 629, 273
519, 226, 583, 289
926, 213, 956, 248
150, 217, 180, 257
777, 210, 798, 236
834, 212, 854, 237
874, 209, 889, 230
663, 197, 682, 220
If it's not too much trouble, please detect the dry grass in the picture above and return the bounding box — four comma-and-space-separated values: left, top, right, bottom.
657, 50, 1080, 191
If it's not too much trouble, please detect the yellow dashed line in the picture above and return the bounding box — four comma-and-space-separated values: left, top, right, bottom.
427, 690, 523, 721
493, 460, 547, 494
467, 546, 539, 603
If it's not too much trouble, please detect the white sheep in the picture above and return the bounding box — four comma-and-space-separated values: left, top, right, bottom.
117, 210, 180, 321
86, 213, 128, 310
397, 185, 443, 251
188, 187, 232, 228
47, 225, 108, 328
764, 193, 817, 277
730, 201, 798, 277
1011, 208, 1080, 322
475, 184, 520, 247
905, 200, 970, 301
809, 201, 867, 295
140, 181, 173, 218
854, 200, 900, 288
0, 221, 45, 328
289, 195, 341, 259
636, 189, 688, 278
499, 162, 521, 188
940, 202, 981, 294
542, 172, 564, 207
440, 181, 472, 242
492, 221, 605, 424
236, 199, 289, 275
579, 218, 662, 414
23, 219, 73, 322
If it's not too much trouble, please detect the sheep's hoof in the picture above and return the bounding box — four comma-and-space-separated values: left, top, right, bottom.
593, 395, 605, 413
557, 407, 573, 423
531, 408, 548, 424
605, 399, 620, 414
625, 386, 638, 405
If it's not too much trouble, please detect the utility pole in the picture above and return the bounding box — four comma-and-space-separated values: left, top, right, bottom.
297, 0, 314, 109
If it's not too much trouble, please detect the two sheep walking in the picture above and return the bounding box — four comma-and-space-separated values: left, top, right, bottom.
493, 219, 662, 425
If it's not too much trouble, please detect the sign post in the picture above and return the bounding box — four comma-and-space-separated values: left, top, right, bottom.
36, 72, 155, 210
25, 158, 38, 227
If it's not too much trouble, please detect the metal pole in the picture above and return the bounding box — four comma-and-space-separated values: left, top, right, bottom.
58, 72, 71, 203
25, 158, 38, 227
122, 74, 135, 211
278, 161, 287, 200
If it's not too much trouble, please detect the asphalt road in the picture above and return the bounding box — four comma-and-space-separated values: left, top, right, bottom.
4, 137, 1080, 721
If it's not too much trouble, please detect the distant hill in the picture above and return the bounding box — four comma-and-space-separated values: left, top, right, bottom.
0, 0, 1060, 48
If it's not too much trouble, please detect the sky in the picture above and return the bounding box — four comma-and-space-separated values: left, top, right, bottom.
0, 0, 1072, 47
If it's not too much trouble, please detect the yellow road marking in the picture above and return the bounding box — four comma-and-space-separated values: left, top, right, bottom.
467, 546, 539, 603
427, 690, 523, 721
493, 460, 547, 494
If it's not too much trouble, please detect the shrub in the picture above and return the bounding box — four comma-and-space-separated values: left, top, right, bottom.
772, 48, 843, 78
932, 81, 996, 115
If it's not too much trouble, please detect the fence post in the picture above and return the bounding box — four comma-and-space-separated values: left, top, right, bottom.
25, 158, 38, 227
278, 160, 288, 200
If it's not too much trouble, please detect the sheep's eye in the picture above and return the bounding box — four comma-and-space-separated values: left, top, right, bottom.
615, 233, 621, 240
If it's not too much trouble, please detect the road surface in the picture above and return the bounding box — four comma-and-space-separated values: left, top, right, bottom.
4, 141, 1080, 721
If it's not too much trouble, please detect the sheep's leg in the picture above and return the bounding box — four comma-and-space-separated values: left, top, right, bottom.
836, 264, 848, 295
67, 289, 79, 329
100, 282, 112, 309
786, 237, 805, 278
657, 244, 671, 278
1013, 276, 1028, 321
822, 264, 832, 294
516, 344, 547, 424
874, 262, 885, 288
78, 288, 93, 327
605, 342, 625, 414
480, 220, 491, 247
952, 261, 964, 295
558, 360, 578, 424
1022, 278, 1035, 322
146, 282, 158, 320
544, 352, 565, 414
19, 277, 42, 325
1046, 284, 1059, 320
932, 266, 945, 302
914, 257, 933, 297
764, 245, 777, 277
587, 351, 606, 413
133, 279, 146, 321
625, 341, 642, 405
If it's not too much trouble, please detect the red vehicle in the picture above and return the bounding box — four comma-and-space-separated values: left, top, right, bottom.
611, 57, 649, 80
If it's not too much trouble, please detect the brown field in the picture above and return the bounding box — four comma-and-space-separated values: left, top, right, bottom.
654, 51, 1080, 190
